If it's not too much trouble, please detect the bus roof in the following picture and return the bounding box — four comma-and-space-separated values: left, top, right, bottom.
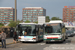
19, 23, 36, 24
49, 20, 63, 23
19, 23, 43, 25
65, 26, 75, 28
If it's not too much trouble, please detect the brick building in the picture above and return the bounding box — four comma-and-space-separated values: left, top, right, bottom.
0, 7, 15, 25
63, 6, 75, 22
22, 7, 46, 22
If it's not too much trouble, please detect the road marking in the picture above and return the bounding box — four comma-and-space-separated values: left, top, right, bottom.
37, 43, 45, 45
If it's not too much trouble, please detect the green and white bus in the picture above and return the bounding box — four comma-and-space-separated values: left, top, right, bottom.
43, 20, 66, 43
16, 23, 43, 42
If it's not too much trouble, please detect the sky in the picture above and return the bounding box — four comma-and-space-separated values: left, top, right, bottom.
0, 0, 75, 20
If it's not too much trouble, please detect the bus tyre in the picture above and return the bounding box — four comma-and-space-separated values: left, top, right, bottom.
64, 39, 66, 41
21, 41, 24, 43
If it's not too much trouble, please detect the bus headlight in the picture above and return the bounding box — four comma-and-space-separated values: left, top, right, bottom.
58, 34, 63, 39
18, 37, 21, 39
32, 38, 36, 40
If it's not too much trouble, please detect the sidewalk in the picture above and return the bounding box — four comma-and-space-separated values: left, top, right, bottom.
0, 38, 19, 46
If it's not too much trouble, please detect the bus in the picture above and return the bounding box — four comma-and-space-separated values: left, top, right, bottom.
16, 23, 43, 42
43, 20, 66, 43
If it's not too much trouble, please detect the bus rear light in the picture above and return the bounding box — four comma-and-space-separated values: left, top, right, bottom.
18, 37, 21, 39
33, 38, 36, 39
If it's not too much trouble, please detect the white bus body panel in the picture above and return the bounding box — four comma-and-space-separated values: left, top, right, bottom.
18, 36, 38, 42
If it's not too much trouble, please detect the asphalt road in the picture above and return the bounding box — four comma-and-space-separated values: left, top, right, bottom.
1, 36, 75, 50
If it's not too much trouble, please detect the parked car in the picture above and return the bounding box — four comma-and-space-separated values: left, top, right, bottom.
73, 29, 75, 35
70, 30, 74, 37
66, 30, 71, 37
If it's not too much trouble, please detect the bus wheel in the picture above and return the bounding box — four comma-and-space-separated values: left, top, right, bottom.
46, 41, 49, 44
21, 41, 25, 43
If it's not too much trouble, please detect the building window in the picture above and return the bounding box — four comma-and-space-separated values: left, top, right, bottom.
70, 15, 72, 16
29, 20, 31, 22
28, 18, 31, 20
38, 12, 42, 13
0, 20, 2, 21
33, 14, 37, 15
66, 19, 69, 20
70, 17, 72, 18
4, 12, 8, 13
23, 20, 26, 21
33, 16, 37, 17
28, 12, 32, 13
23, 14, 27, 15
28, 16, 32, 17
23, 10, 27, 11
28, 10, 32, 11
39, 10, 43, 11
33, 12, 37, 13
9, 14, 13, 15
38, 14, 42, 16
23, 16, 27, 17
8, 9, 12, 11
9, 18, 13, 19
1, 13, 4, 15
28, 14, 32, 15
9, 12, 13, 13
67, 9, 69, 10
9, 16, 12, 17
33, 10, 37, 11
23, 12, 27, 13
66, 17, 69, 18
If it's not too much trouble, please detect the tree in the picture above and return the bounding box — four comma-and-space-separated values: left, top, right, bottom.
51, 17, 62, 20
25, 20, 30, 23
8, 21, 17, 27
16, 20, 21, 25
0, 23, 4, 28
46, 16, 50, 22
34, 21, 38, 23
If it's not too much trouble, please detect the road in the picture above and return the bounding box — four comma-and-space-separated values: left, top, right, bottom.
0, 36, 75, 50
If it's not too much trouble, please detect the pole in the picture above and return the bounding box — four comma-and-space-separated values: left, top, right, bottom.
15, 0, 17, 22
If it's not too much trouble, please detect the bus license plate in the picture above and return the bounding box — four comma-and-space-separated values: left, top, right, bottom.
50, 40, 55, 41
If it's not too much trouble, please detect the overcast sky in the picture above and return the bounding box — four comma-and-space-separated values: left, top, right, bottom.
0, 0, 75, 20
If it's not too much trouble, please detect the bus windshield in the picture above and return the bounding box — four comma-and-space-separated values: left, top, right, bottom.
16, 24, 36, 36
45, 23, 61, 35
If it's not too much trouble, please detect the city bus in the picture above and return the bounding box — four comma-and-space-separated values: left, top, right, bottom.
43, 20, 66, 43
16, 23, 43, 42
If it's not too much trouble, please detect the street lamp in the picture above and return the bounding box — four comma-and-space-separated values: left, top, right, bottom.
15, 0, 17, 22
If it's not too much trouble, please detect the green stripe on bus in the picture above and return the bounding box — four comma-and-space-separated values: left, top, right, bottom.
44, 39, 62, 40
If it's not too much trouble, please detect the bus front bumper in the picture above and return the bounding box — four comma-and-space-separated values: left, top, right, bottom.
18, 39, 37, 42
44, 39, 62, 42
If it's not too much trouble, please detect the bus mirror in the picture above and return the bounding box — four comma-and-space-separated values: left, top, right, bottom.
36, 28, 38, 32
63, 25, 65, 28
18, 24, 21, 28
43, 24, 45, 27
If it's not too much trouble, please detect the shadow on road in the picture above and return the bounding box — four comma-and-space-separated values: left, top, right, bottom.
46, 39, 71, 44
20, 40, 43, 44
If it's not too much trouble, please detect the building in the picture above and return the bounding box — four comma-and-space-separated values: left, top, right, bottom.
63, 6, 75, 22
22, 7, 46, 22
0, 7, 15, 25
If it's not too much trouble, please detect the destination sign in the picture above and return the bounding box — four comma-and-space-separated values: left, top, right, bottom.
46, 23, 59, 26
21, 24, 31, 26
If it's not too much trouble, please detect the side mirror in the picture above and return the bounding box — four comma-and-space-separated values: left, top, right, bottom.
36, 28, 38, 32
